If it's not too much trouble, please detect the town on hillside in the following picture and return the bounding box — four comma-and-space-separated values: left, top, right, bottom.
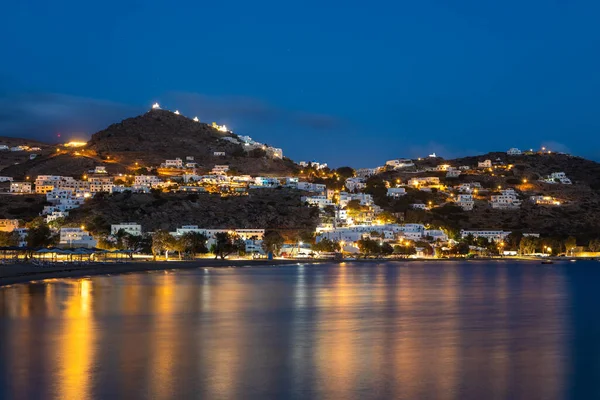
1, 105, 599, 261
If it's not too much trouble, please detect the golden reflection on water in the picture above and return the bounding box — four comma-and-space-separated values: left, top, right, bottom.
0, 263, 571, 400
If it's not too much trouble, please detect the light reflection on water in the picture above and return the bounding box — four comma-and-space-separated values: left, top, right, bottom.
1, 261, 599, 399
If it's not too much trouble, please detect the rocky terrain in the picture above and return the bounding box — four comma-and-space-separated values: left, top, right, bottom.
66, 189, 319, 236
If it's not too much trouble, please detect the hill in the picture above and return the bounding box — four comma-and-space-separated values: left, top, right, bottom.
372, 152, 600, 241
86, 109, 297, 175
0, 109, 298, 178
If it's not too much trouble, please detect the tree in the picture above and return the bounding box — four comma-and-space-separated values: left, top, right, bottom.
519, 236, 539, 255
335, 167, 355, 179
181, 232, 208, 257
589, 239, 600, 252
564, 236, 577, 255
151, 230, 176, 260
393, 244, 416, 257
262, 230, 284, 256
25, 218, 55, 248
213, 232, 245, 259
312, 238, 340, 253
0, 231, 19, 247
375, 211, 396, 224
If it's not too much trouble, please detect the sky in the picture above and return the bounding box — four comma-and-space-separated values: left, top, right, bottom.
1, 0, 600, 167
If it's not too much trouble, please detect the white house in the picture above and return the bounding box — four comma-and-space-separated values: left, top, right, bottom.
266, 147, 283, 159
410, 203, 428, 210
478, 160, 492, 168
530, 195, 562, 206
10, 182, 32, 193
296, 181, 326, 193
59, 228, 97, 248
0, 176, 14, 182
162, 158, 183, 168
46, 211, 69, 224
446, 170, 461, 178
387, 188, 406, 198
301, 195, 334, 209
456, 194, 474, 211
0, 219, 19, 232
134, 175, 162, 187
355, 168, 379, 178
460, 230, 511, 242
386, 159, 414, 169
507, 148, 522, 155
212, 165, 230, 175
408, 177, 440, 187
0, 145, 8, 151
345, 177, 366, 192
255, 177, 281, 187
214, 151, 226, 156
111, 223, 143, 236
542, 172, 572, 185
490, 189, 521, 209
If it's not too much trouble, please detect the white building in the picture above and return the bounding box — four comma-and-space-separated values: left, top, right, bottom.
356, 168, 380, 178
460, 230, 511, 242
10, 182, 32, 193
345, 177, 366, 192
46, 211, 69, 224
59, 228, 97, 248
410, 203, 428, 210
386, 159, 414, 169
478, 160, 492, 168
456, 182, 482, 193
490, 189, 521, 209
266, 147, 283, 159
0, 145, 8, 151
212, 165, 230, 175
0, 176, 13, 182
446, 170, 461, 178
295, 181, 326, 193
111, 223, 143, 236
408, 177, 440, 187
134, 175, 162, 188
507, 148, 522, 155
302, 195, 334, 209
387, 188, 406, 198
338, 192, 374, 207
255, 177, 281, 187
456, 194, 474, 211
162, 158, 183, 168
214, 151, 226, 156
542, 172, 572, 185
530, 195, 562, 206
0, 219, 19, 232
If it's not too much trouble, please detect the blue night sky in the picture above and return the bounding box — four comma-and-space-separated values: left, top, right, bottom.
1, 0, 600, 167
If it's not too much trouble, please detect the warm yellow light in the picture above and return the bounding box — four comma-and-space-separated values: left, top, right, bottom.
522, 179, 528, 183
64, 141, 87, 148
80, 225, 85, 230
83, 175, 87, 180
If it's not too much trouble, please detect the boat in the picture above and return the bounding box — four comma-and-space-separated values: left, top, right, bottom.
541, 260, 554, 264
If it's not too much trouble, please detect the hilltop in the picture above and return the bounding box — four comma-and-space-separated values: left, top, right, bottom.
0, 109, 297, 178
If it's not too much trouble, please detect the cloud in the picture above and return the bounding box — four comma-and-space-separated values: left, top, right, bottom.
163, 92, 345, 131
0, 92, 141, 142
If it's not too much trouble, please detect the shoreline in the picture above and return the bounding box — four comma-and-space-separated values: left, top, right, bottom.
0, 256, 572, 287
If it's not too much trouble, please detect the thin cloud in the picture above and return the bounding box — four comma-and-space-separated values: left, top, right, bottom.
164, 92, 345, 131
0, 92, 141, 142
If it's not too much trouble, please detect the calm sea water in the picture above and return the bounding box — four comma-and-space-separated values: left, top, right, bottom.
1, 261, 600, 400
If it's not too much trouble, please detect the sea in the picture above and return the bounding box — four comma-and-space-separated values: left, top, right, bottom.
1, 260, 600, 399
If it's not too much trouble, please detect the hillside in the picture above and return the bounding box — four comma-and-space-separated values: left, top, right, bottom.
0, 137, 54, 174
0, 110, 298, 178
66, 189, 319, 235
372, 152, 600, 241
86, 109, 297, 175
